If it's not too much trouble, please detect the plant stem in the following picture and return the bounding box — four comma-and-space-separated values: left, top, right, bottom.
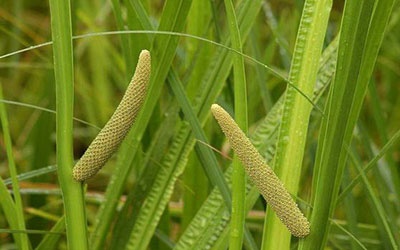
49, 0, 88, 248
223, 0, 248, 249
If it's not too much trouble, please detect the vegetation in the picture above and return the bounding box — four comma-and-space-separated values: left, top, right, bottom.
0, 0, 399, 249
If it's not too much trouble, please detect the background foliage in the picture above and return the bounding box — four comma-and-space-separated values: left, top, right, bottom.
0, 0, 399, 249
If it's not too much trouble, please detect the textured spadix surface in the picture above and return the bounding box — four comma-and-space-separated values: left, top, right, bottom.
211, 104, 310, 237
73, 50, 151, 181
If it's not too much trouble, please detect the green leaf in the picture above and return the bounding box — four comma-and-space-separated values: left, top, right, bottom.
223, 0, 248, 248
298, 0, 397, 249
262, 0, 332, 247
0, 85, 29, 249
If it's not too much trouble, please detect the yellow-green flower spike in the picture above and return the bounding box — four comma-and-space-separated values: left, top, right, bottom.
73, 50, 151, 181
211, 104, 310, 238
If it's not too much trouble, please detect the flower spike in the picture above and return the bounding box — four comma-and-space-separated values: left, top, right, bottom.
211, 104, 310, 237
73, 50, 151, 181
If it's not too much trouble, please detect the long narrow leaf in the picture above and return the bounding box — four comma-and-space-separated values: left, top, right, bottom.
223, 0, 248, 248
0, 86, 29, 249
299, 0, 396, 249
262, 0, 331, 248
35, 216, 65, 250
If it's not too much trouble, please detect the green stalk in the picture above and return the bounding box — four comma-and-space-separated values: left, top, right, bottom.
262, 0, 331, 249
49, 0, 88, 249
223, 0, 248, 249
0, 86, 30, 250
